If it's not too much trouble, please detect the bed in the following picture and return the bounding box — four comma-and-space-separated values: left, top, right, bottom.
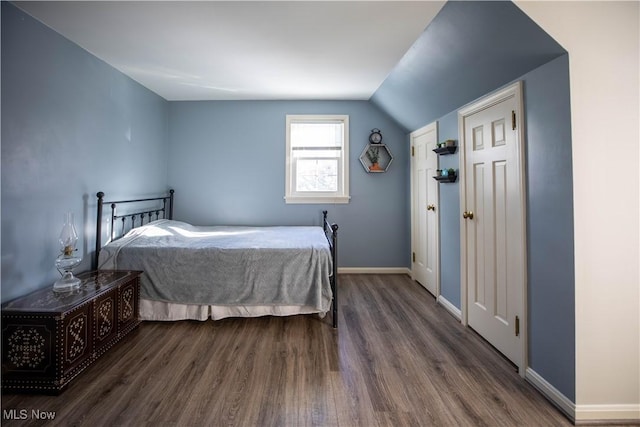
94, 190, 339, 328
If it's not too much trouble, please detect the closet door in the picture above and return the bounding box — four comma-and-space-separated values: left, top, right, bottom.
410, 121, 439, 297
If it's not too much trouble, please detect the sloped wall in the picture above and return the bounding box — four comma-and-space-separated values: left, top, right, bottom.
371, 1, 566, 132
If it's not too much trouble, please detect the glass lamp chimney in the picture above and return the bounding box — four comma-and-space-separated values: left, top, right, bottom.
59, 212, 78, 256
53, 212, 82, 292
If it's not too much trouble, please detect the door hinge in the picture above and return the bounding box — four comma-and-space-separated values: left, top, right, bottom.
515, 315, 520, 337
512, 110, 516, 130
412, 252, 416, 263
411, 146, 415, 157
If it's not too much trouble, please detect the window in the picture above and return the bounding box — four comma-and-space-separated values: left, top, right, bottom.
285, 115, 350, 204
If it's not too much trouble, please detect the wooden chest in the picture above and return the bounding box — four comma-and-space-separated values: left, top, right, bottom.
1, 270, 141, 394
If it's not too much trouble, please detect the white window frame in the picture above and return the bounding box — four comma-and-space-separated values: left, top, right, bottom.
285, 114, 350, 204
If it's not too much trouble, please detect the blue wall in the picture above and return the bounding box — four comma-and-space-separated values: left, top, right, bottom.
426, 55, 575, 400
168, 101, 409, 269
435, 111, 462, 308
521, 55, 575, 399
1, 3, 169, 302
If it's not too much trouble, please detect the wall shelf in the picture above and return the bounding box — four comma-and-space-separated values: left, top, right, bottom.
433, 174, 457, 183
433, 146, 457, 155
360, 143, 393, 173
434, 141, 457, 182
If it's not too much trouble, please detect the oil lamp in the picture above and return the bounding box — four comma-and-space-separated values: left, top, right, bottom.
53, 212, 82, 292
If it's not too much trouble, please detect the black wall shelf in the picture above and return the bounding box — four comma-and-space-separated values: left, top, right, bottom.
433, 146, 457, 155
433, 174, 457, 183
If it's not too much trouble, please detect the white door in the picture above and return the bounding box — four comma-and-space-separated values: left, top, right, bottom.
459, 82, 526, 372
410, 122, 439, 296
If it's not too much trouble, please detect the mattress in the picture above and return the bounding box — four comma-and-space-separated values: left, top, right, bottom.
98, 219, 333, 320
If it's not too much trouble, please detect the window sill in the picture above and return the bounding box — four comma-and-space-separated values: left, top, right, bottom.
285, 195, 350, 204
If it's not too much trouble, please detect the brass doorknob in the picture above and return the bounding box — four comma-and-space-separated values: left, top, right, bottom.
463, 211, 474, 219
427, 204, 436, 211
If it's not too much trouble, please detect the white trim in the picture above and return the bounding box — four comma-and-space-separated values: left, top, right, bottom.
285, 114, 350, 204
338, 267, 411, 275
458, 104, 469, 329
525, 368, 576, 422
409, 121, 440, 297
527, 366, 640, 423
458, 81, 528, 377
574, 405, 640, 423
436, 296, 462, 320
284, 195, 350, 204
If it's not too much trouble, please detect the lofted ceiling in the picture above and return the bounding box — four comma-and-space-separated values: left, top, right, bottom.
371, 1, 568, 131
14, 1, 446, 101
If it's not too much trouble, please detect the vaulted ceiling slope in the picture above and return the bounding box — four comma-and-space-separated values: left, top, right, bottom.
13, 1, 445, 101
371, 1, 567, 132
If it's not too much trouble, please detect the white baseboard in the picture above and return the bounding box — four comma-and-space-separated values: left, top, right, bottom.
526, 368, 640, 423
436, 295, 462, 320
574, 404, 640, 423
338, 267, 411, 275
525, 368, 575, 421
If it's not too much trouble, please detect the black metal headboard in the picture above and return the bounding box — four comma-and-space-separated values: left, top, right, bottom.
94, 189, 174, 270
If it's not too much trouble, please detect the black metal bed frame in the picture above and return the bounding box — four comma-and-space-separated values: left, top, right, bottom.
322, 210, 339, 328
94, 190, 174, 271
95, 190, 339, 328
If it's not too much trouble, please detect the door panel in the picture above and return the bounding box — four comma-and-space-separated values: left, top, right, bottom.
471, 162, 486, 310
494, 160, 508, 323
417, 164, 428, 280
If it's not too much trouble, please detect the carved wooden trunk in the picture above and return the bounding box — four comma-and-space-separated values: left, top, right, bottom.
2, 270, 141, 394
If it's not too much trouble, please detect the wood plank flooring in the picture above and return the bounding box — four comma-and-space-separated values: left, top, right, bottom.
2, 274, 572, 426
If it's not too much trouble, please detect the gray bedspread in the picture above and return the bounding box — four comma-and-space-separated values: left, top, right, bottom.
98, 220, 333, 313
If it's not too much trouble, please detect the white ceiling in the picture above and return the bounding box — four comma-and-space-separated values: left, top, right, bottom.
15, 1, 445, 101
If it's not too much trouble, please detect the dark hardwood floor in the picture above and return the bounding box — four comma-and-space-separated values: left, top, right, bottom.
2, 274, 573, 426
